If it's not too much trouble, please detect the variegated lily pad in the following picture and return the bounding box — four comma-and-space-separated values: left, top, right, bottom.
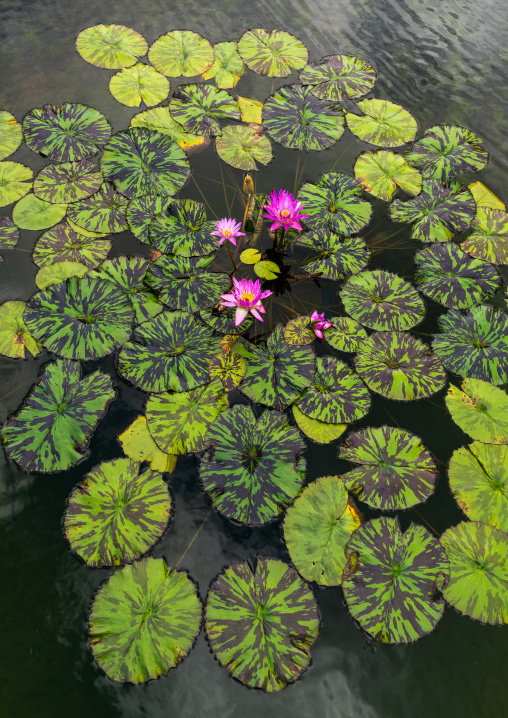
0, 215, 19, 260
76, 24, 148, 69
0, 161, 33, 207
216, 125, 272, 171
125, 195, 172, 244
238, 29, 308, 77
202, 42, 244, 88
346, 100, 417, 147
12, 193, 66, 230
208, 349, 247, 391
130, 107, 208, 152
148, 199, 217, 256
0, 301, 42, 358
299, 55, 376, 101
109, 63, 170, 107
199, 306, 253, 335
32, 222, 111, 269
462, 207, 508, 264
445, 378, 508, 444
67, 182, 129, 234
283, 316, 315, 346
322, 316, 367, 352
292, 404, 347, 444
0, 110, 22, 160
298, 230, 369, 280
118, 415, 177, 474
148, 31, 214, 77
33, 159, 103, 204
169, 84, 240, 138
354, 150, 422, 201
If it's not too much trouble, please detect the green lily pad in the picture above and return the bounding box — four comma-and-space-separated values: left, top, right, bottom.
125, 195, 172, 244
32, 222, 111, 269
67, 217, 109, 238
64, 458, 171, 566
237, 29, 308, 77
216, 125, 272, 171
298, 230, 369, 280
109, 63, 170, 107
198, 306, 253, 335
322, 316, 367, 352
33, 159, 103, 204
202, 42, 244, 88
208, 349, 247, 390
284, 476, 361, 585
237, 96, 264, 124
292, 404, 347, 444
462, 207, 508, 264
354, 150, 422, 201
468, 181, 505, 210
149, 199, 217, 257
340, 425, 438, 510
283, 316, 315, 346
118, 415, 177, 474
254, 260, 280, 280
90, 557, 202, 683
263, 84, 344, 151
240, 247, 262, 264
355, 331, 447, 401
12, 193, 66, 230
445, 378, 508, 444
0, 161, 33, 207
76, 24, 148, 69
440, 521, 508, 624
345, 99, 417, 147
1, 358, 115, 472
67, 182, 129, 234
343, 517, 449, 643
35, 260, 89, 289
0, 110, 22, 160
0, 301, 42, 358
148, 30, 214, 77
340, 270, 425, 331
130, 107, 208, 152
0, 215, 19, 260
299, 54, 376, 101
169, 84, 240, 138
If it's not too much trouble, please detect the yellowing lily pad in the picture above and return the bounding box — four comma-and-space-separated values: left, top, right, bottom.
0, 301, 42, 358
149, 31, 214, 77
118, 415, 177, 474
0, 161, 33, 207
202, 42, 244, 88
238, 96, 264, 124
0, 110, 22, 160
76, 24, 148, 69
35, 261, 89, 289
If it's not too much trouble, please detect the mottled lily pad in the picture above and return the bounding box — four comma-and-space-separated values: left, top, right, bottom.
67, 183, 129, 234
0, 216, 19, 260
130, 107, 208, 152
202, 42, 244, 88
238, 29, 308, 77
298, 230, 369, 280
118, 415, 177, 474
35, 260, 89, 289
199, 306, 253, 335
33, 159, 103, 205
109, 63, 169, 107
462, 207, 508, 264
292, 404, 347, 444
148, 199, 217, 256
445, 378, 508, 444
125, 195, 172, 244
0, 110, 22, 160
216, 125, 272, 171
0, 301, 42, 358
208, 349, 247, 391
283, 316, 315, 346
0, 161, 33, 206
12, 193, 66, 230
299, 55, 376, 101
169, 84, 240, 138
322, 316, 367, 352
148, 31, 214, 77
346, 99, 417, 147
354, 150, 422, 201
33, 222, 111, 269
76, 24, 148, 69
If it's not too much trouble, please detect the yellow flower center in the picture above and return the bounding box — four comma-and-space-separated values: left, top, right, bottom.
225, 229, 232, 235
240, 291, 255, 302
281, 209, 290, 217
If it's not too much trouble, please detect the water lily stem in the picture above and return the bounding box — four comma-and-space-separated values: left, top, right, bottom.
241, 192, 252, 232
278, 228, 286, 251
226, 241, 237, 272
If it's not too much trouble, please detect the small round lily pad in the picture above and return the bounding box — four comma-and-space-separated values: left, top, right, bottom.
76, 24, 148, 69
12, 193, 67, 231
238, 29, 308, 77
109, 63, 170, 107
0, 300, 42, 358
148, 31, 214, 77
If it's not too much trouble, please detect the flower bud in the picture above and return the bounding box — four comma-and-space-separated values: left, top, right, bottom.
243, 172, 254, 195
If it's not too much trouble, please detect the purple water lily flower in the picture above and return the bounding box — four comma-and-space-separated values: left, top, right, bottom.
211, 217, 246, 246
220, 277, 273, 326
310, 311, 333, 339
263, 189, 309, 232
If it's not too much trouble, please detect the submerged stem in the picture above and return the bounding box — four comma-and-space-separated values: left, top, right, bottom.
226, 241, 237, 272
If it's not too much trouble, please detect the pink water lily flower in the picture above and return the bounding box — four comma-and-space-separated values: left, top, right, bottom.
220, 277, 273, 326
211, 217, 246, 246
310, 311, 333, 339
263, 189, 309, 232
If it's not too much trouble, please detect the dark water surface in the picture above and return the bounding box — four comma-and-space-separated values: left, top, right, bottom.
1, 1, 508, 716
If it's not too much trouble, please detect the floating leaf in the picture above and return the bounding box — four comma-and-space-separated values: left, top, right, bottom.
340, 426, 438, 510
445, 378, 508, 444
35, 260, 89, 289
12, 193, 66, 230
390, 179, 475, 243
0, 301, 42, 358
169, 84, 240, 138
0, 161, 33, 206
32, 222, 111, 269
468, 181, 505, 210
202, 42, 244, 88
0, 215, 19, 261
0, 110, 22, 160
67, 182, 129, 234
65, 458, 171, 566
23, 103, 111, 162
414, 242, 501, 309
405, 124, 489, 181
343, 517, 449, 643
440, 521, 508, 624
67, 217, 109, 238
340, 270, 425, 331
118, 415, 177, 473
345, 99, 417, 147
89, 557, 202, 683
118, 310, 221, 393
297, 171, 372, 235
283, 316, 315, 346
148, 199, 218, 256
130, 106, 208, 152
109, 63, 169, 107
216, 125, 272, 171
201, 405, 306, 524
292, 404, 347, 444
432, 305, 508, 385
238, 29, 308, 77
355, 331, 447, 401
76, 24, 148, 69
354, 150, 421, 201
25, 276, 134, 360
1, 358, 114, 472
237, 96, 263, 124
322, 316, 367, 352
296, 355, 371, 423
33, 159, 103, 204
208, 350, 246, 391
263, 84, 344, 151
254, 259, 280, 280
299, 54, 376, 101
462, 207, 508, 264
199, 306, 253, 335
148, 31, 214, 77
298, 230, 369, 280
240, 247, 262, 264
125, 195, 172, 244
284, 476, 361, 585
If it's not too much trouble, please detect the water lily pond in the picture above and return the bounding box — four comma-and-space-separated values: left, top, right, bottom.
1, 1, 508, 717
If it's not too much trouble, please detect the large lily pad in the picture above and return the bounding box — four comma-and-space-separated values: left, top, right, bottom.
0, 161, 33, 206
297, 171, 372, 235
148, 31, 214, 77
202, 42, 244, 88
298, 230, 369, 280
109, 63, 169, 107
346, 99, 417, 147
0, 301, 42, 358
148, 199, 217, 256
405, 124, 489, 181
462, 207, 508, 264
339, 426, 438, 510
118, 310, 221, 393
292, 404, 347, 444
67, 182, 129, 234
33, 159, 103, 204
1, 358, 114, 472
89, 557, 202, 683
118, 415, 177, 474
125, 195, 173, 244
284, 476, 361, 585
24, 276, 134, 360
169, 84, 240, 138
322, 316, 368, 352
414, 242, 501, 310
0, 110, 22, 160
23, 103, 111, 162
445, 378, 508, 444
64, 458, 171, 566
355, 331, 447, 401
0, 215, 19, 260
299, 54, 376, 101
200, 405, 306, 525
432, 305, 508, 385
76, 24, 148, 69
343, 517, 449, 643
238, 29, 308, 77
130, 107, 208, 152
263, 84, 344, 151
354, 150, 422, 201
12, 193, 66, 230
216, 125, 272, 171
390, 179, 476, 243
33, 222, 111, 269
440, 521, 508, 624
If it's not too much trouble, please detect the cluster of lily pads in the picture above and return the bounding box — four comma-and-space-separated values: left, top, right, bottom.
1, 23, 508, 692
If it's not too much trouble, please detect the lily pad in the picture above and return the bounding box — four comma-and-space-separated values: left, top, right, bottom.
0, 301, 42, 358
109, 63, 170, 107
440, 521, 508, 624
345, 99, 417, 147
445, 378, 508, 444
200, 405, 306, 524
240, 247, 262, 264
0, 215, 19, 260
299, 54, 376, 101
237, 29, 308, 77
33, 159, 103, 204
118, 310, 221, 393
298, 230, 369, 280
169, 84, 240, 138
237, 96, 264, 124
283, 316, 315, 346
284, 476, 361, 585
89, 557, 202, 683
390, 179, 476, 243
342, 517, 449, 643
118, 416, 176, 474
24, 276, 134, 360
339, 426, 438, 510
322, 316, 368, 352
405, 124, 489, 181
462, 207, 508, 264
148, 31, 214, 77
263, 84, 344, 151
67, 217, 109, 238
199, 306, 253, 335
130, 107, 208, 152
468, 181, 505, 210
432, 305, 508, 385
36, 260, 89, 289
148, 199, 218, 257
414, 242, 501, 309
0, 161, 33, 206
23, 103, 111, 162
354, 150, 422, 201
0, 110, 22, 160
67, 182, 129, 234
125, 195, 173, 244
254, 260, 280, 280
33, 222, 111, 269
1, 358, 115, 472
340, 270, 425, 331
64, 458, 171, 566
76, 24, 148, 69
202, 42, 244, 88
355, 331, 447, 401
216, 125, 272, 171
292, 404, 347, 444
208, 349, 247, 391
12, 193, 66, 230
297, 171, 372, 235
